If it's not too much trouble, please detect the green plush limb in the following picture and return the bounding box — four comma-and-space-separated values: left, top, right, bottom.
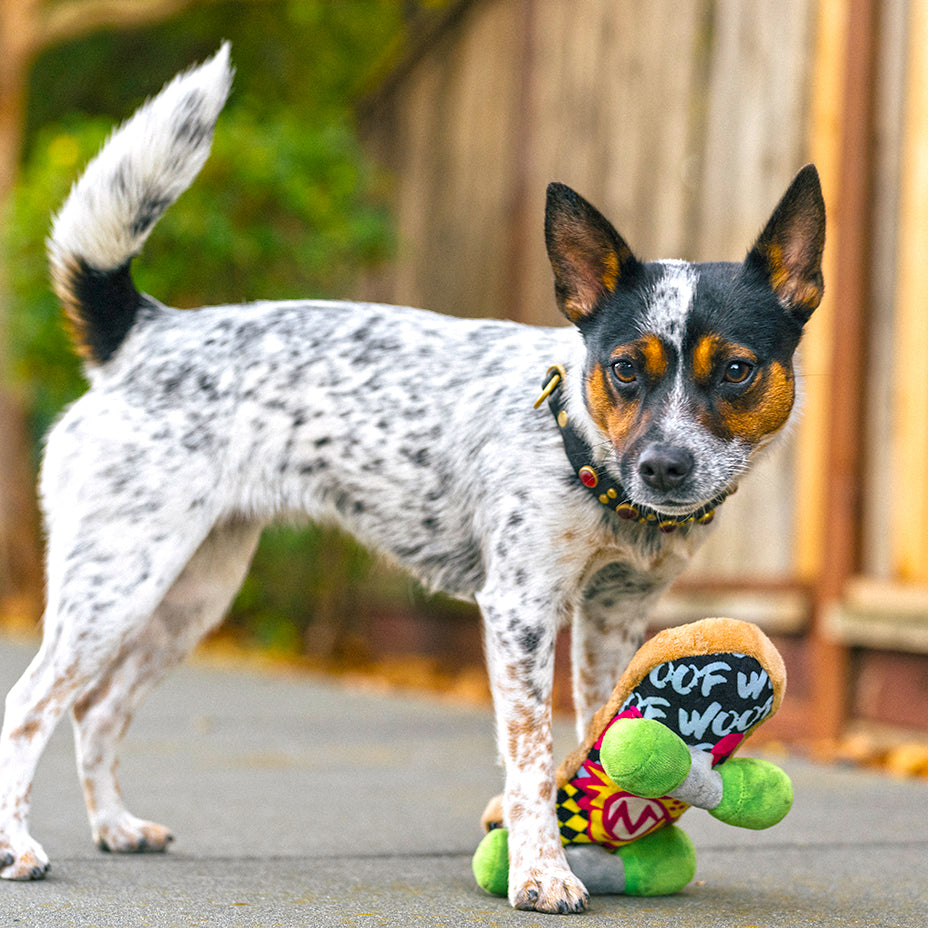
598, 717, 793, 831
709, 757, 793, 829
472, 825, 695, 897
617, 825, 696, 896
472, 828, 510, 896
599, 717, 692, 798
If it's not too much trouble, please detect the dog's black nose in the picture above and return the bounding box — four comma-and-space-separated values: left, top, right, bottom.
638, 445, 694, 492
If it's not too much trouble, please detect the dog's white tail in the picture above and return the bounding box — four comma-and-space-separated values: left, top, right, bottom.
48, 44, 233, 364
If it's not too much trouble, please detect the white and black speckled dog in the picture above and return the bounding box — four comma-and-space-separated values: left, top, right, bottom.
0, 47, 824, 912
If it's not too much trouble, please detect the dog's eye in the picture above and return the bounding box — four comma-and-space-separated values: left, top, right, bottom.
723, 360, 754, 385
612, 358, 637, 384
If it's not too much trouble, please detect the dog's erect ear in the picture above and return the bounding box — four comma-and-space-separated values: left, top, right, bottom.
746, 164, 826, 325
545, 183, 639, 326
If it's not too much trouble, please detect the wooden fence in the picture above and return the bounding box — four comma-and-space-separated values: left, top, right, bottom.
360, 0, 928, 740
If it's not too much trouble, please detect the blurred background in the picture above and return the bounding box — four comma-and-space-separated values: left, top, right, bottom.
0, 0, 925, 763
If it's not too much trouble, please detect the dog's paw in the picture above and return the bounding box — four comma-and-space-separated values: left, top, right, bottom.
0, 834, 50, 881
94, 815, 174, 853
509, 865, 589, 914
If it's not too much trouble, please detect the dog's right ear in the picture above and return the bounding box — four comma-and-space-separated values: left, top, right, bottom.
545, 183, 639, 326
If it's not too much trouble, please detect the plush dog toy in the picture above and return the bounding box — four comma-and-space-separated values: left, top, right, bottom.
473, 617, 792, 897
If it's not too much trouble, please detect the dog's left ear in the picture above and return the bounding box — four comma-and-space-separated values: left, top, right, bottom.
745, 164, 826, 325
545, 182, 640, 326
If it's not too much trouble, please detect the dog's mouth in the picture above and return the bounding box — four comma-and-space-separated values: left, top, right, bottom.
605, 464, 725, 518
616, 459, 736, 519
643, 495, 718, 518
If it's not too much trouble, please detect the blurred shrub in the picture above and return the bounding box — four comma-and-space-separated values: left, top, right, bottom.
1, 8, 404, 655
3, 109, 392, 434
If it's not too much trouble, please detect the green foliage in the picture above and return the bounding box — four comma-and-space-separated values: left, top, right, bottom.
137, 110, 392, 308
24, 1, 407, 143
233, 525, 375, 655
6, 0, 404, 435
2, 1, 411, 653
2, 118, 109, 431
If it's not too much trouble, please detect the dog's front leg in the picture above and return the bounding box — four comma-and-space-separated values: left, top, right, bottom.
479, 590, 588, 914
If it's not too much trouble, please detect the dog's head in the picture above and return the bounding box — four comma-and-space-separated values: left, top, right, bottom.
545, 165, 825, 517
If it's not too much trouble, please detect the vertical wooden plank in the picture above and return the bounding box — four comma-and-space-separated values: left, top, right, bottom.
860, 0, 909, 578
503, 0, 539, 324
385, 0, 526, 321
810, 0, 879, 742
696, 0, 816, 260
687, 0, 817, 579
793, 0, 849, 580
609, 0, 705, 262
520, 0, 708, 327
438, 0, 522, 319
522, 0, 629, 326
894, 0, 928, 580
390, 54, 443, 307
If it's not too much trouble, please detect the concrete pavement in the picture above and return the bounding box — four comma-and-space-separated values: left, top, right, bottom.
0, 634, 926, 927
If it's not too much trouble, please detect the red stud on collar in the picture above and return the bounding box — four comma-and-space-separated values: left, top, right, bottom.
578, 466, 598, 488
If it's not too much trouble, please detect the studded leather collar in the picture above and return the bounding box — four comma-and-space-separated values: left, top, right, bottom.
535, 365, 732, 533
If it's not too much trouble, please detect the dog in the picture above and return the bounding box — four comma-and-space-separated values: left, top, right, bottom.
0, 46, 824, 913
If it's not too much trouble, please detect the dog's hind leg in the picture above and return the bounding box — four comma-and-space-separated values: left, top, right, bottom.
0, 459, 224, 879
71, 518, 263, 854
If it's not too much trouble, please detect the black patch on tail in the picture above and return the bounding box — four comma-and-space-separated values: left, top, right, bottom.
131, 195, 173, 239
71, 259, 144, 364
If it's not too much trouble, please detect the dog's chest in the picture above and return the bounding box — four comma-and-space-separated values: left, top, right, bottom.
547, 505, 710, 613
